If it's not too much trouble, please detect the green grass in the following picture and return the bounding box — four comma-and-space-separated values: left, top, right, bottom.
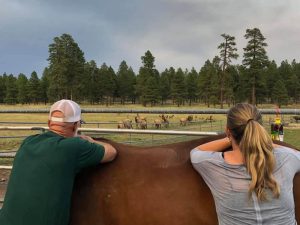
281, 129, 300, 149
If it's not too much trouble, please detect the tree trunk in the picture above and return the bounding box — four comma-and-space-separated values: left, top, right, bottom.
252, 78, 256, 105
220, 70, 225, 109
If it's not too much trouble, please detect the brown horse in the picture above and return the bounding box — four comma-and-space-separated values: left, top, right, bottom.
70, 135, 300, 225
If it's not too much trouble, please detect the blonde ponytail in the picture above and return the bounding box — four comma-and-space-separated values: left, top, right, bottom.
227, 103, 280, 201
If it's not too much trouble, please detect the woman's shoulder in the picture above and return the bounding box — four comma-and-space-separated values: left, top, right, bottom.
190, 149, 222, 164
274, 146, 300, 160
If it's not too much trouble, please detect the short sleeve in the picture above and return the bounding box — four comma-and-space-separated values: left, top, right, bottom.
76, 138, 105, 170
190, 149, 222, 188
190, 148, 216, 164
277, 146, 300, 174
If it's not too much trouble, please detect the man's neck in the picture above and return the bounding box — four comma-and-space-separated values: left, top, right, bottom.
49, 128, 74, 138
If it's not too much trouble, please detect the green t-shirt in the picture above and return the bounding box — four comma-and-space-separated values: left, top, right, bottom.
0, 131, 105, 225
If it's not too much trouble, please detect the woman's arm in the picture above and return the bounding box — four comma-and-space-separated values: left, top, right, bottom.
195, 137, 231, 152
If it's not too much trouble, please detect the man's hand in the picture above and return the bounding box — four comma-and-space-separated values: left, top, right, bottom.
79, 135, 117, 163
78, 135, 94, 143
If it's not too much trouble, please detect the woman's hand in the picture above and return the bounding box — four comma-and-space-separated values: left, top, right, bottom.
196, 137, 232, 152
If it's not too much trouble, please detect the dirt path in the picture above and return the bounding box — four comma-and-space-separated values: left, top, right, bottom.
0, 170, 10, 208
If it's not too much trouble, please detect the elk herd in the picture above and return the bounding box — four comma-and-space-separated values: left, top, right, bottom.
117, 114, 214, 129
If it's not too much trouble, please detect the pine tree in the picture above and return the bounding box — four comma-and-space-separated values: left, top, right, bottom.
0, 74, 6, 103
5, 74, 17, 104
136, 50, 160, 106
159, 69, 171, 104
171, 68, 186, 106
116, 61, 136, 104
198, 61, 210, 105
144, 76, 160, 106
199, 57, 220, 107
17, 73, 29, 104
106, 66, 117, 105
243, 28, 269, 105
83, 60, 99, 104
218, 34, 238, 108
47, 33, 85, 101
291, 60, 300, 103
292, 59, 300, 79
40, 68, 50, 104
234, 65, 250, 103
278, 60, 294, 100
273, 80, 289, 107
96, 63, 117, 105
28, 71, 42, 104
185, 67, 199, 106
264, 61, 280, 102
224, 65, 239, 106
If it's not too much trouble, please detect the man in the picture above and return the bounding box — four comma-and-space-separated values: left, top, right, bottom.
0, 99, 117, 225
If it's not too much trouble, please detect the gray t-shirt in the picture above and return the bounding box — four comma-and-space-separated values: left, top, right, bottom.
190, 146, 300, 225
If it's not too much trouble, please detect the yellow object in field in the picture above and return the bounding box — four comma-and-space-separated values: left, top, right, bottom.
271, 117, 283, 141
275, 117, 281, 124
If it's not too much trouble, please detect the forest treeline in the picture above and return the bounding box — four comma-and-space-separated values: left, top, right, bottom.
0, 28, 299, 108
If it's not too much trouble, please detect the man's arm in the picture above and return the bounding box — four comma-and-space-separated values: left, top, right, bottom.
79, 135, 117, 163
195, 137, 231, 152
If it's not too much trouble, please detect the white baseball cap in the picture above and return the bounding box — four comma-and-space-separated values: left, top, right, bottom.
49, 99, 81, 123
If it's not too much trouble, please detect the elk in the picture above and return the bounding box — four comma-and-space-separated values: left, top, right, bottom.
160, 114, 169, 128
117, 121, 124, 129
124, 119, 133, 129
139, 119, 147, 129
135, 114, 147, 129
154, 119, 162, 129
180, 115, 193, 126
154, 114, 170, 129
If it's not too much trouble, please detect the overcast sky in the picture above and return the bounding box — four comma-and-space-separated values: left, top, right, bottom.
0, 0, 299, 76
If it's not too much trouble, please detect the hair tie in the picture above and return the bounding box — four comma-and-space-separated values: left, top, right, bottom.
247, 118, 254, 124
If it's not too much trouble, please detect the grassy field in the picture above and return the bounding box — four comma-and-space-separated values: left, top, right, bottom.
1, 103, 300, 165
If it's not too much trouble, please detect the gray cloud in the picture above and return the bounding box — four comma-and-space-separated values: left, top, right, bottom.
0, 0, 299, 76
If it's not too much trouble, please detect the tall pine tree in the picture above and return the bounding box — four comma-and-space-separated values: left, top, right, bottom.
47, 33, 85, 101
171, 68, 186, 106
28, 71, 41, 104
243, 28, 269, 105
5, 74, 17, 104
17, 73, 29, 104
116, 60, 136, 104
218, 34, 238, 108
0, 74, 6, 103
185, 67, 198, 106
136, 50, 160, 106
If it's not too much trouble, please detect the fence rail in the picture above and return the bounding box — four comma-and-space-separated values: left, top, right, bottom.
0, 120, 216, 126
1, 108, 300, 114
0, 126, 221, 136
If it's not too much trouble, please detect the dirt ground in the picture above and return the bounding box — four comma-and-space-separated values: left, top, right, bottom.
0, 169, 10, 207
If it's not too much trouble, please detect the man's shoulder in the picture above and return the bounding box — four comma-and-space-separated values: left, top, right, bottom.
62, 136, 98, 150
21, 133, 42, 145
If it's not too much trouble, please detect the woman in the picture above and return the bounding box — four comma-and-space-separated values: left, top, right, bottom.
190, 103, 300, 225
